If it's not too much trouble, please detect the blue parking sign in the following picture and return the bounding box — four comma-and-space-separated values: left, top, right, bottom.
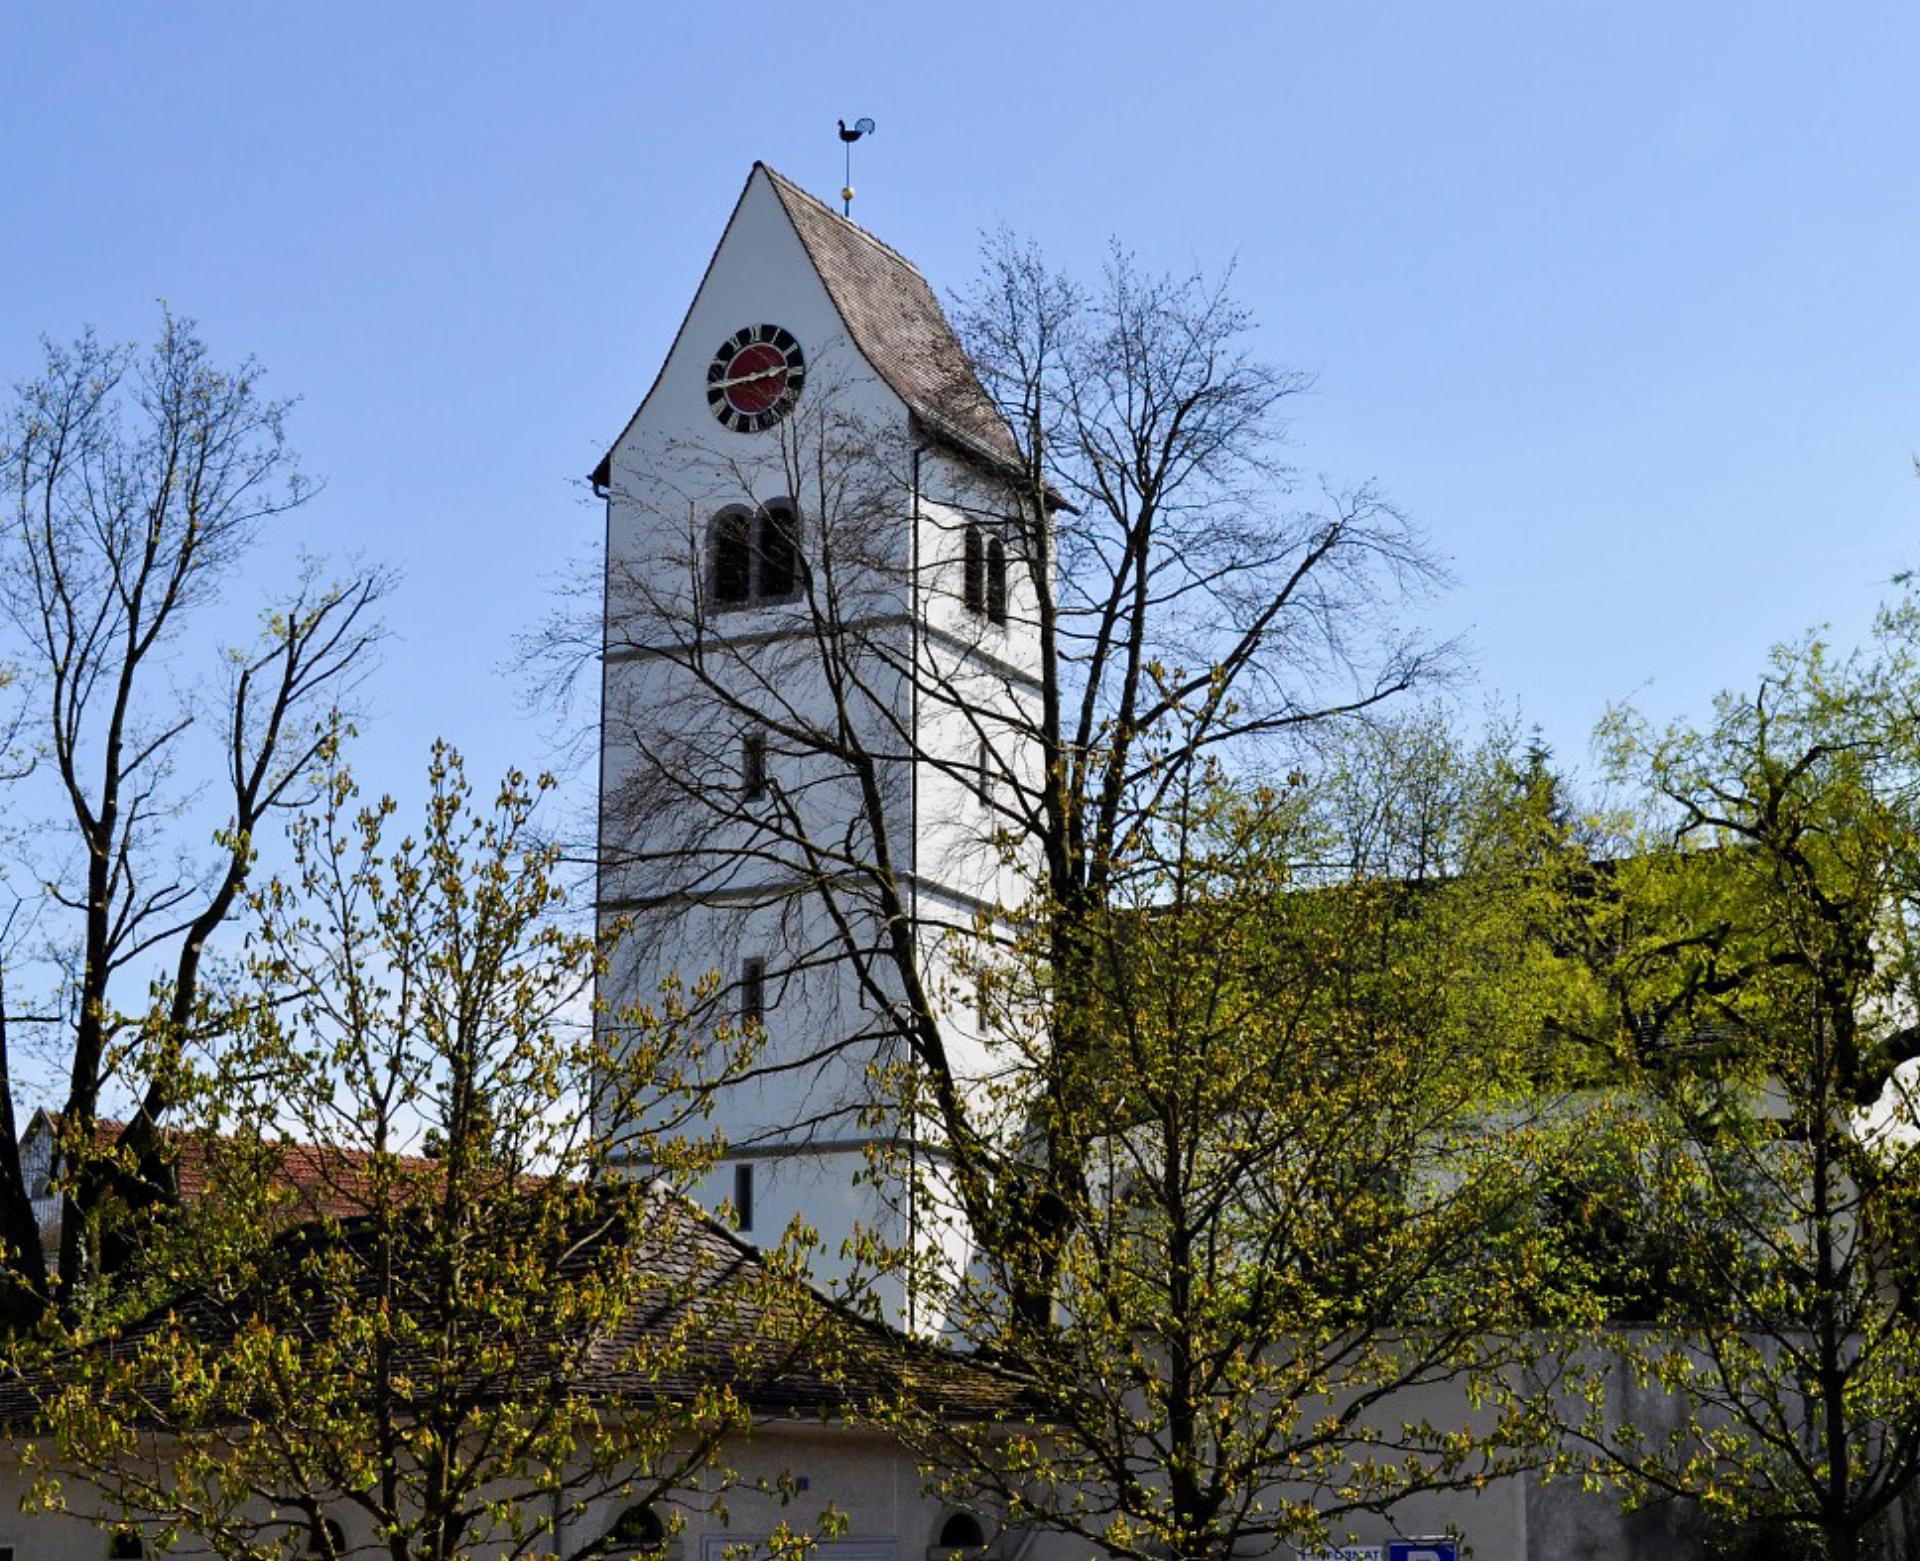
1387, 1544, 1457, 1561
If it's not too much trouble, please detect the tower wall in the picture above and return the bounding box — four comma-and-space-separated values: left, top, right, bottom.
595, 167, 1040, 1328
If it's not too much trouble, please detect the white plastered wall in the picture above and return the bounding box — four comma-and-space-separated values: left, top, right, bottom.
0, 1425, 1013, 1561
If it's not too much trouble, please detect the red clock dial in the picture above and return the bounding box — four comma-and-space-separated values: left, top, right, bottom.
707, 325, 807, 433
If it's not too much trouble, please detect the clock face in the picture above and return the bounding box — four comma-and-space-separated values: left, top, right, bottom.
707, 324, 806, 433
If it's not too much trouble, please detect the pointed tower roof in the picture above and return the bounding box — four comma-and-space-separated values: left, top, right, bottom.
759, 166, 1020, 464
591, 164, 1020, 490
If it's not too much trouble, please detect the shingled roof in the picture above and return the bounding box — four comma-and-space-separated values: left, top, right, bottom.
590, 163, 1022, 491
758, 166, 1021, 467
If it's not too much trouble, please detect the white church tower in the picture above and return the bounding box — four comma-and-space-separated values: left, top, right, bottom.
591, 164, 1040, 1328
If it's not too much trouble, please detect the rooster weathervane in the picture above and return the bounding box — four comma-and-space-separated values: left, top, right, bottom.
837, 118, 876, 217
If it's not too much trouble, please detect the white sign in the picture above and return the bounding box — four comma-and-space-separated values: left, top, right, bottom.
1388, 1543, 1459, 1561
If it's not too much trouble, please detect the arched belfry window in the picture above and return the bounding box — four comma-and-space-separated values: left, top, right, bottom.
709, 509, 752, 605
756, 502, 799, 599
108, 1533, 145, 1561
708, 502, 800, 608
963, 524, 1008, 626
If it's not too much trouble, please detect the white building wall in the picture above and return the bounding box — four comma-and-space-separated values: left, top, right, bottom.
0, 1382, 1715, 1561
0, 1425, 1007, 1561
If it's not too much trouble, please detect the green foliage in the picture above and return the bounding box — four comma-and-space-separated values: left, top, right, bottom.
868, 710, 1601, 1561
1556, 628, 1920, 1561
25, 745, 831, 1561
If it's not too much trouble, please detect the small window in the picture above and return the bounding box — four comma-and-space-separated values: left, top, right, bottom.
710, 510, 752, 605
986, 538, 1008, 625
938, 1513, 987, 1550
963, 525, 985, 615
741, 956, 767, 1026
975, 735, 995, 808
109, 1533, 145, 1561
742, 731, 767, 800
309, 1518, 345, 1557
733, 1163, 755, 1233
756, 504, 799, 598
609, 1505, 664, 1554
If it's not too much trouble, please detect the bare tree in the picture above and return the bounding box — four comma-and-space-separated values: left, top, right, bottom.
0, 312, 389, 1319
579, 234, 1453, 1334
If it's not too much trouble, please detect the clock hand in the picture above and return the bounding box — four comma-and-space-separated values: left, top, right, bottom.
712, 364, 790, 392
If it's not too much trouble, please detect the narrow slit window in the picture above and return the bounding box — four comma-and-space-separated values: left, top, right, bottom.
742, 731, 767, 800
741, 956, 767, 1026
963, 524, 985, 615
975, 734, 995, 808
986, 537, 1008, 625
855, 944, 882, 1011
733, 1163, 755, 1233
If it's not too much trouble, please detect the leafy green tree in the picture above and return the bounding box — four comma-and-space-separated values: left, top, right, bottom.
867, 712, 1599, 1561
1554, 631, 1920, 1561
28, 747, 836, 1561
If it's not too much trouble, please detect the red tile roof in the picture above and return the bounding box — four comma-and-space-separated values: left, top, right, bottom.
37, 1114, 452, 1225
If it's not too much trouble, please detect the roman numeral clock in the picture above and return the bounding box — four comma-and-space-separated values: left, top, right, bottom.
706, 324, 806, 433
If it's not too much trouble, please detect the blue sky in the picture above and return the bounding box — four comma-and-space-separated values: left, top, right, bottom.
2, 1, 1916, 813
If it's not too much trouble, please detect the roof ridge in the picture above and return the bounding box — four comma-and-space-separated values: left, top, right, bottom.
755, 161, 927, 278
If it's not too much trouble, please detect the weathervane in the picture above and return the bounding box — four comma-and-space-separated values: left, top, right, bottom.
837, 117, 875, 216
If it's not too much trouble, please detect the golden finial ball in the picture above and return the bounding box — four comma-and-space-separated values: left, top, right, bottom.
842, 185, 856, 204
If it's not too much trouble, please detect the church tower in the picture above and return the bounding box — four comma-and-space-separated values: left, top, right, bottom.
591, 165, 1039, 1328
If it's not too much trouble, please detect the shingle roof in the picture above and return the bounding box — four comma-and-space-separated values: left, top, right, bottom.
590, 163, 1022, 491
756, 166, 1022, 468
0, 1180, 1028, 1429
